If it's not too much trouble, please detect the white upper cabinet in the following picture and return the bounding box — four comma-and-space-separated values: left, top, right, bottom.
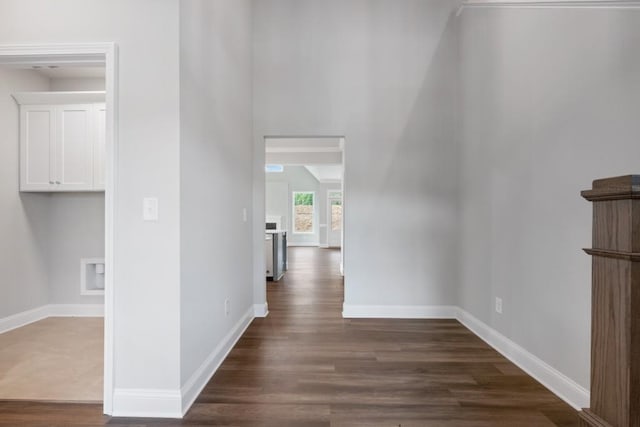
14, 92, 106, 193
20, 106, 55, 190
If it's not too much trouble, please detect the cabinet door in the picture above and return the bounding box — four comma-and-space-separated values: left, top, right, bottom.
20, 106, 55, 191
92, 104, 106, 191
54, 105, 93, 191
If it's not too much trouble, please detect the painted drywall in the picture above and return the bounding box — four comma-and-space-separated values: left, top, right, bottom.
0, 0, 182, 399
0, 68, 51, 318
253, 0, 461, 307
50, 77, 105, 91
266, 166, 321, 246
179, 0, 254, 387
48, 75, 106, 306
266, 181, 288, 229
48, 193, 105, 305
458, 7, 640, 389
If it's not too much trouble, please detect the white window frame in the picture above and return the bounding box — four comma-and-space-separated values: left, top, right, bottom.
292, 191, 316, 234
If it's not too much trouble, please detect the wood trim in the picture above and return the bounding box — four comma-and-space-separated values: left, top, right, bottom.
581, 175, 640, 201
462, 0, 640, 7
582, 174, 640, 426
584, 248, 640, 262
579, 409, 614, 427
581, 190, 640, 202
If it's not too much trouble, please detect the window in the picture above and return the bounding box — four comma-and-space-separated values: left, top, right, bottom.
293, 191, 314, 233
265, 164, 284, 173
331, 199, 342, 231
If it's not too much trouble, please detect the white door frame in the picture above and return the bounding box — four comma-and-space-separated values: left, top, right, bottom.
259, 136, 346, 306
0, 43, 118, 415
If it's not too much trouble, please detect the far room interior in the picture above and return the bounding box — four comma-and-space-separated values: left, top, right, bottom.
0, 59, 106, 403
264, 137, 344, 287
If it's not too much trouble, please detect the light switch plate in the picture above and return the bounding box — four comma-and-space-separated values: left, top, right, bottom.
243, 208, 248, 222
143, 197, 159, 221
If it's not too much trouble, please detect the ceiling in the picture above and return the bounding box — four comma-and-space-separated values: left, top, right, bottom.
31, 66, 105, 79
304, 165, 343, 183
265, 137, 344, 183
0, 64, 105, 79
265, 137, 343, 153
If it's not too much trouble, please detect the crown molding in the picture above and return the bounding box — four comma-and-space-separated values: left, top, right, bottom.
460, 0, 640, 9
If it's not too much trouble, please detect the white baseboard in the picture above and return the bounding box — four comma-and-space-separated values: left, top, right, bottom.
254, 303, 269, 318
342, 304, 458, 319
112, 388, 182, 418
456, 308, 589, 410
287, 242, 319, 247
0, 304, 105, 334
341, 303, 589, 411
180, 306, 254, 416
0, 305, 50, 334
48, 304, 104, 317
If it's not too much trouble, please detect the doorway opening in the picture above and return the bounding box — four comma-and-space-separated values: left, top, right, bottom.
0, 44, 117, 414
262, 137, 345, 302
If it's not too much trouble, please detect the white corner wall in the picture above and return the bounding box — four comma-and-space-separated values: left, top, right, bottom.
252, 0, 461, 311
458, 5, 640, 394
179, 0, 254, 414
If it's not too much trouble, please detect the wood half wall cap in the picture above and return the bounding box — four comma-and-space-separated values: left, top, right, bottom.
581, 175, 640, 201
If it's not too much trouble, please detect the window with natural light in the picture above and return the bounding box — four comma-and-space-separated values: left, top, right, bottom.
265, 164, 284, 173
293, 191, 314, 233
331, 199, 342, 231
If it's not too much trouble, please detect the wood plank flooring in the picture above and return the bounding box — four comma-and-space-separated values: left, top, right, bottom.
0, 247, 580, 426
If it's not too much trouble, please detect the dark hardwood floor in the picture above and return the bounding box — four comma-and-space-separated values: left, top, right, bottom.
0, 247, 580, 426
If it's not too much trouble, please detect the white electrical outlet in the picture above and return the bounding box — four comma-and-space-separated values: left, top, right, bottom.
225, 299, 230, 317
495, 297, 503, 314
143, 197, 159, 221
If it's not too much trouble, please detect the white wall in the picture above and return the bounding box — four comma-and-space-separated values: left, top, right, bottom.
50, 77, 105, 91
0, 0, 183, 405
48, 193, 105, 305
266, 166, 321, 246
458, 6, 640, 390
0, 68, 51, 318
253, 0, 461, 308
179, 0, 253, 392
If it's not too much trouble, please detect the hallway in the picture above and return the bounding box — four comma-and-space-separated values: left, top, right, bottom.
190, 247, 580, 426
0, 247, 580, 426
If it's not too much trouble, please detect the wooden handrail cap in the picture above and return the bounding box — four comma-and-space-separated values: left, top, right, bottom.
581, 175, 640, 201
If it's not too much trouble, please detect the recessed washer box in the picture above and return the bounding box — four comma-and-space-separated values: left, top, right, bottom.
81, 258, 106, 296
